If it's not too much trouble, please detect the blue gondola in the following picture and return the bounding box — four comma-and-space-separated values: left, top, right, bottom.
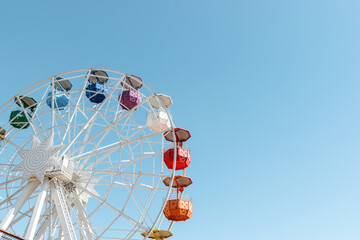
85, 70, 109, 103
46, 90, 69, 110
86, 83, 109, 103
47, 77, 72, 110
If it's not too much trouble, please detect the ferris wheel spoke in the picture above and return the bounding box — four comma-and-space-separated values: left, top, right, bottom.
31, 107, 47, 128
15, 96, 41, 139
61, 85, 121, 157
117, 156, 163, 186
76, 117, 96, 158
74, 174, 160, 190
78, 149, 162, 174
67, 95, 151, 159
0, 125, 36, 158
5, 150, 23, 171
9, 206, 34, 228
77, 169, 168, 178
95, 203, 134, 239
141, 182, 163, 229
0, 177, 21, 190
0, 180, 39, 231
33, 206, 56, 240
53, 110, 73, 129
0, 182, 25, 208
74, 182, 147, 231
2, 139, 24, 153
122, 114, 142, 140
32, 83, 50, 117
123, 226, 144, 240
0, 166, 15, 177
73, 189, 97, 240
60, 74, 90, 145
80, 148, 118, 171
120, 150, 163, 169
96, 213, 122, 239
127, 161, 164, 189
115, 124, 163, 173
0, 190, 40, 212
51, 77, 56, 136
66, 75, 124, 153
66, 101, 91, 124
132, 190, 160, 231
71, 131, 161, 162
24, 178, 49, 240
85, 178, 167, 191
118, 174, 156, 222
117, 112, 139, 136
112, 102, 122, 123
117, 174, 152, 223
28, 106, 50, 137
98, 93, 121, 120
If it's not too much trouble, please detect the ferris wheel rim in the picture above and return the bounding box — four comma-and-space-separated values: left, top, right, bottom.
0, 68, 181, 240
0, 68, 166, 111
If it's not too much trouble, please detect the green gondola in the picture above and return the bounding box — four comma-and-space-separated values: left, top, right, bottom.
9, 110, 32, 129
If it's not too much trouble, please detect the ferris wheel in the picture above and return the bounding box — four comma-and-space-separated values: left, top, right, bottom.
0, 69, 193, 240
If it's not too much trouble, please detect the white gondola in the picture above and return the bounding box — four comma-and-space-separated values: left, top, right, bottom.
147, 110, 171, 132
147, 94, 173, 132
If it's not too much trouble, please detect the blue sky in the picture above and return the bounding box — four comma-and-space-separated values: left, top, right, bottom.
1, 0, 360, 239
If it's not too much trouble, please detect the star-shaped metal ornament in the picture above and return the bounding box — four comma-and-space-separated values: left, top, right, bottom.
13, 135, 63, 183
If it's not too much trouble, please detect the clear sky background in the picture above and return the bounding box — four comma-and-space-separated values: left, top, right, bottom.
1, 1, 360, 239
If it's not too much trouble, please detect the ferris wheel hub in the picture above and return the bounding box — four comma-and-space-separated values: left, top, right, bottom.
45, 155, 74, 182
13, 135, 63, 183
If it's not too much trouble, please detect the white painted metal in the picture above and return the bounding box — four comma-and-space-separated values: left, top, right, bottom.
50, 180, 77, 240
15, 95, 39, 137
25, 178, 49, 240
0, 69, 179, 240
73, 189, 96, 240
0, 180, 39, 230
33, 207, 56, 240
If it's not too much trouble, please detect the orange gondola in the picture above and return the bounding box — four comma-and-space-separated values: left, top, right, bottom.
162, 175, 193, 222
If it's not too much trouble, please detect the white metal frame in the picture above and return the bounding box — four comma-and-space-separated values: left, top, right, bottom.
0, 69, 180, 240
